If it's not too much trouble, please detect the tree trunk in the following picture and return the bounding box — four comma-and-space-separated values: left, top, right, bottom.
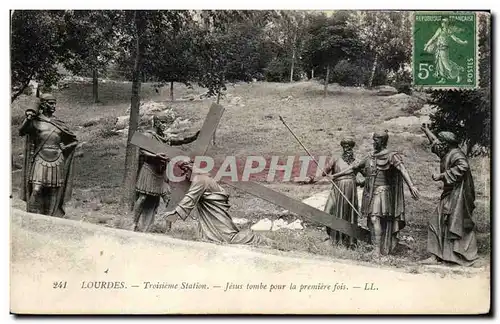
289, 33, 297, 83
323, 65, 330, 97
92, 68, 99, 103
368, 53, 378, 88
311, 68, 314, 79
170, 81, 174, 101
122, 11, 145, 208
212, 88, 222, 145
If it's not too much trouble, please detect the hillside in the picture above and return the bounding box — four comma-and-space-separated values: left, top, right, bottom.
10, 80, 491, 270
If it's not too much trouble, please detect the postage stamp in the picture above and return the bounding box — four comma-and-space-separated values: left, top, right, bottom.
412, 11, 479, 89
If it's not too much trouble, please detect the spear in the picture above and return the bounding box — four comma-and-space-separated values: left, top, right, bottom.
278, 115, 361, 217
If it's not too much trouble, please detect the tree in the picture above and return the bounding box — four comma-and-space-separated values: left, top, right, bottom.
261, 10, 310, 82
10, 10, 68, 102
194, 10, 274, 144
122, 10, 147, 207
347, 11, 412, 88
141, 10, 196, 101
429, 13, 491, 156
62, 10, 121, 103
303, 12, 363, 96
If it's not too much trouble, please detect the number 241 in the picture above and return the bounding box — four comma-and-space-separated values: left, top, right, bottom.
418, 63, 434, 79
53, 281, 67, 289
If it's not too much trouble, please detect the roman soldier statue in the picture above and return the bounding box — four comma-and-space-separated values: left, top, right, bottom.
19, 94, 78, 217
132, 113, 199, 232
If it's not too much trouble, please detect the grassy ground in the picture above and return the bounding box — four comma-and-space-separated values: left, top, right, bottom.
10, 80, 491, 273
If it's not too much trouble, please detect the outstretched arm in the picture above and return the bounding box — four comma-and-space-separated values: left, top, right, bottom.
393, 158, 420, 200
421, 124, 439, 145
163, 176, 206, 222
308, 158, 335, 183
169, 131, 200, 146
451, 34, 468, 45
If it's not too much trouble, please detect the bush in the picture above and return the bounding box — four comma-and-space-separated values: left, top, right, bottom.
330, 59, 369, 86
391, 68, 413, 95
264, 57, 303, 82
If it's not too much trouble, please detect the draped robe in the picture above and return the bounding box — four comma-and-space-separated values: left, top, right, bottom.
174, 174, 261, 245
427, 147, 478, 266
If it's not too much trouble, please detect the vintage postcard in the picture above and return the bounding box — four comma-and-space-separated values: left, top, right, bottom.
9, 9, 491, 315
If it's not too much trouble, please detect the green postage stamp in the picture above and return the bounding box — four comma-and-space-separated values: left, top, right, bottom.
413, 11, 479, 89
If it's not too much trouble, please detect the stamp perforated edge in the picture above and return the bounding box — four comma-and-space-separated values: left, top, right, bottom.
411, 11, 481, 91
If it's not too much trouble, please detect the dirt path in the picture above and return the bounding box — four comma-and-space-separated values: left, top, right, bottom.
10, 208, 490, 314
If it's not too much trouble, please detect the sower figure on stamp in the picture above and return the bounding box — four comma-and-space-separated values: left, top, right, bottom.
19, 94, 78, 217
420, 124, 478, 266
330, 130, 420, 255
161, 160, 267, 245
307, 138, 364, 247
132, 114, 199, 232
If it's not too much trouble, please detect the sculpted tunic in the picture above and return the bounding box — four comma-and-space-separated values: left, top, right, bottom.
323, 157, 359, 246
135, 131, 170, 197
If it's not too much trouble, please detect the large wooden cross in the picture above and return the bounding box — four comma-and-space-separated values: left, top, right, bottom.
131, 103, 370, 243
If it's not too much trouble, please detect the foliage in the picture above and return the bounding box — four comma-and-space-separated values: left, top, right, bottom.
10, 10, 68, 102
346, 11, 412, 87
140, 10, 197, 88
61, 10, 121, 77
264, 56, 304, 82
195, 13, 271, 97
302, 12, 364, 76
429, 13, 491, 155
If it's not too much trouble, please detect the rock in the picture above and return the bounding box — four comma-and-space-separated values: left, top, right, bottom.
302, 190, 330, 210
386, 93, 411, 100
285, 219, 304, 230
115, 116, 129, 130
230, 96, 242, 105
375, 85, 398, 96
415, 104, 437, 117
126, 100, 166, 115
271, 219, 288, 232
250, 218, 273, 231
232, 217, 249, 225
302, 189, 364, 212
383, 115, 430, 128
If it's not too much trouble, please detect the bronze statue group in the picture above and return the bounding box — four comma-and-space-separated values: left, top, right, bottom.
19, 95, 479, 267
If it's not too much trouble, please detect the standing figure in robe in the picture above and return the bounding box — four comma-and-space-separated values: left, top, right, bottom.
330, 130, 420, 255
162, 160, 264, 245
420, 124, 478, 266
132, 114, 199, 232
424, 17, 468, 84
307, 138, 363, 247
19, 94, 78, 217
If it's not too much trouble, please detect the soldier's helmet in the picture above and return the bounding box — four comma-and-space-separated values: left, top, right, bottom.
373, 130, 389, 146
152, 110, 176, 127
39, 94, 56, 111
